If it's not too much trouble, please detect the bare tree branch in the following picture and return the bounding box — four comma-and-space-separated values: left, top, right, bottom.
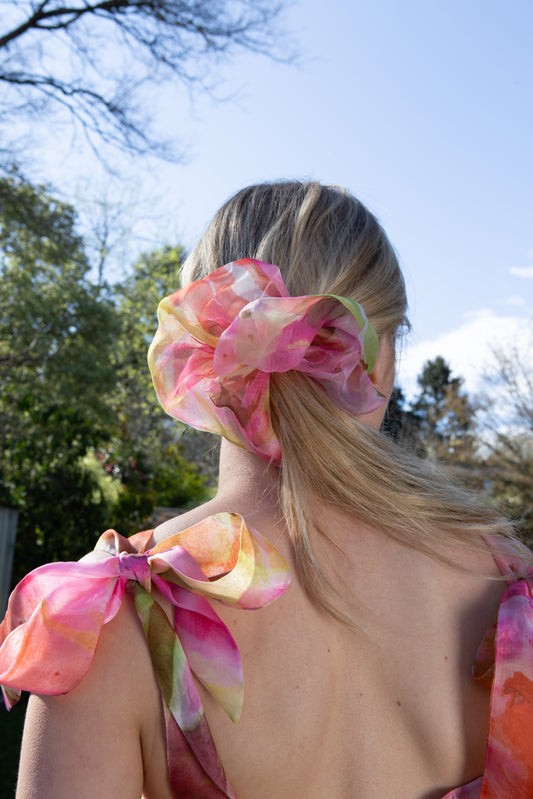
0, 0, 291, 162
473, 325, 533, 537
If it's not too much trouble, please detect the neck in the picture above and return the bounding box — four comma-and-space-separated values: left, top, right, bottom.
216, 439, 280, 512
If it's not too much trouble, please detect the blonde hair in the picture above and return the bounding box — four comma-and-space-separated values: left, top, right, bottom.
183, 181, 513, 624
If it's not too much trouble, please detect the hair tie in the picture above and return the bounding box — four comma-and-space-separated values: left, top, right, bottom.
148, 259, 385, 464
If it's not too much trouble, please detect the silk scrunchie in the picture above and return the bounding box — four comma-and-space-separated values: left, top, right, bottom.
148, 258, 385, 463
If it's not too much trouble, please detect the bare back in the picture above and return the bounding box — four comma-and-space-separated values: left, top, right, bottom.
147, 465, 505, 799
16, 448, 505, 799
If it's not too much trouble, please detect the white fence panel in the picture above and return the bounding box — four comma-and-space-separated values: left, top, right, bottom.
0, 507, 18, 617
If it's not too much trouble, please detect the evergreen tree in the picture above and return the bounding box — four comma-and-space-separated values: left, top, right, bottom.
412, 356, 475, 462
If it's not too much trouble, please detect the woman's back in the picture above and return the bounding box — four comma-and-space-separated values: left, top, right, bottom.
11, 478, 512, 799
149, 445, 506, 799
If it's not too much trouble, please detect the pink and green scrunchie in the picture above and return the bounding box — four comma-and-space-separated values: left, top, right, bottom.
148, 258, 384, 463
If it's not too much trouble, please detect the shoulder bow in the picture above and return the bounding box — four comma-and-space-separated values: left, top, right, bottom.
444, 537, 533, 799
0, 513, 291, 798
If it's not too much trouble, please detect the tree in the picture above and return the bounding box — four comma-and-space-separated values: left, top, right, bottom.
476, 331, 533, 539
400, 349, 532, 541
0, 174, 118, 444
0, 174, 120, 576
112, 244, 185, 448
97, 244, 210, 532
0, 0, 287, 165
0, 179, 208, 580
412, 356, 475, 462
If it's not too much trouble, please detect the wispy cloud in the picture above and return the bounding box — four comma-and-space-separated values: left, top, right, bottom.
397, 311, 529, 400
505, 296, 527, 307
510, 266, 533, 279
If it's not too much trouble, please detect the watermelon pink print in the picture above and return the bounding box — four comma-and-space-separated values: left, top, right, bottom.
0, 513, 291, 798
147, 258, 384, 463
442, 536, 533, 799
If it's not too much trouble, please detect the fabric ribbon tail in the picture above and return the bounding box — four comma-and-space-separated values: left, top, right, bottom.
134, 584, 237, 797
164, 705, 237, 799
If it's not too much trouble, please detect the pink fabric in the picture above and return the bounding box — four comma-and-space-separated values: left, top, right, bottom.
148, 259, 384, 464
442, 536, 533, 798
0, 514, 290, 798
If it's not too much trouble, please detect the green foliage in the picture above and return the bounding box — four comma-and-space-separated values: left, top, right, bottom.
0, 176, 118, 430
110, 444, 208, 532
389, 351, 533, 542
0, 176, 120, 577
415, 355, 453, 403
412, 356, 475, 462
111, 244, 185, 454
0, 179, 208, 581
103, 244, 209, 534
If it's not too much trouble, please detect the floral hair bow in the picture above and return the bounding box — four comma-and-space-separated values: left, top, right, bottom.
148, 258, 385, 464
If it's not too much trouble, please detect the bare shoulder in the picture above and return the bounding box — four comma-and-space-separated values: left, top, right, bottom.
16, 594, 169, 799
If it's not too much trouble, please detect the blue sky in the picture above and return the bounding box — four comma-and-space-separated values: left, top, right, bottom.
30, 0, 533, 399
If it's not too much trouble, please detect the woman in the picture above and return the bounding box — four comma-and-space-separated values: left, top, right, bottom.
2, 181, 532, 799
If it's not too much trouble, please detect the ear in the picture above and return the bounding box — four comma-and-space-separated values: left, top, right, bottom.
360, 336, 395, 430
370, 336, 395, 398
